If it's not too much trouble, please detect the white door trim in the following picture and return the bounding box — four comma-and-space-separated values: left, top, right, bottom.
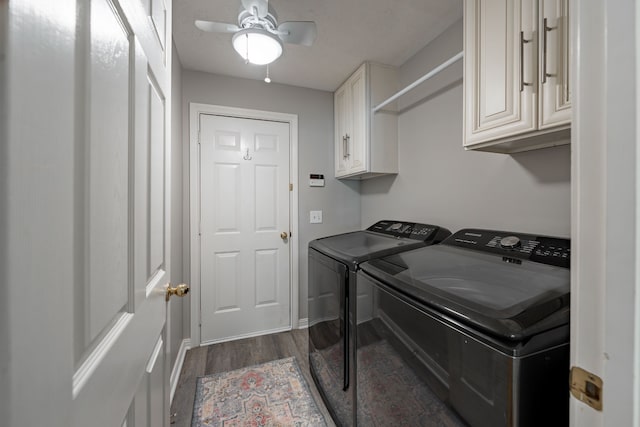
570, 0, 640, 425
188, 103, 299, 347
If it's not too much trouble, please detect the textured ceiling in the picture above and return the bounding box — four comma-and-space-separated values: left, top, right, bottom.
173, 0, 463, 92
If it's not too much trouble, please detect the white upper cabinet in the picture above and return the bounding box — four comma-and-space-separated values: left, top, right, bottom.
464, 0, 571, 153
538, 0, 571, 129
335, 62, 399, 179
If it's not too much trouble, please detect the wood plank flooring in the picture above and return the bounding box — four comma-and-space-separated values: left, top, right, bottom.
170, 329, 336, 426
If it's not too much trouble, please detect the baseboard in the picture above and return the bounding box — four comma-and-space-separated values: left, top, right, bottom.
297, 318, 309, 329
170, 338, 191, 404
200, 325, 292, 346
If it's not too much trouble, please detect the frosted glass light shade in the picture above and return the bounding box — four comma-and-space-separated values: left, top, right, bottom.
232, 29, 283, 65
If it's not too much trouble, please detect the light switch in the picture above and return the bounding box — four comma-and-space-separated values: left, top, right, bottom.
310, 210, 323, 224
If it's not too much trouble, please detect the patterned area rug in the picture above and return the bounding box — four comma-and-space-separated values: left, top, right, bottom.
192, 357, 328, 427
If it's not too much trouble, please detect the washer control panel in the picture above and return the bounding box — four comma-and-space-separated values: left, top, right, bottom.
367, 220, 450, 242
444, 228, 570, 268
499, 235, 521, 249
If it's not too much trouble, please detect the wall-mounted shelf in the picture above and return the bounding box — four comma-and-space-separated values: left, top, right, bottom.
372, 51, 464, 113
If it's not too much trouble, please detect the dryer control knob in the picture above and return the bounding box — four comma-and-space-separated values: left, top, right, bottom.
389, 223, 403, 230
500, 236, 521, 249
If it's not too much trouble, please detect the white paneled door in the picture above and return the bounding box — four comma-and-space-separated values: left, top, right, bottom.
2, 0, 173, 426
73, 0, 173, 425
199, 114, 291, 344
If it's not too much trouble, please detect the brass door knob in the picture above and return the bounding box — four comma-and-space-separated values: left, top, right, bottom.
166, 283, 190, 301
281, 231, 288, 240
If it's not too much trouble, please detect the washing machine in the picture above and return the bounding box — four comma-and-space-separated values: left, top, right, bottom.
308, 220, 451, 426
356, 228, 571, 427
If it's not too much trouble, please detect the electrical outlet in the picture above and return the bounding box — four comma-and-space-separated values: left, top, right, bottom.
310, 210, 323, 224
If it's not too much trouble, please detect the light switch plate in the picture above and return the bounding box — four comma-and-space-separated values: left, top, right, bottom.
310, 210, 323, 224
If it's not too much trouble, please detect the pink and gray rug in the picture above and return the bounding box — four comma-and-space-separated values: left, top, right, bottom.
192, 357, 328, 427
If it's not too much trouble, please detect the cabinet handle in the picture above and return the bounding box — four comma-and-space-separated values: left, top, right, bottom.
520, 31, 532, 92
345, 134, 350, 158
342, 135, 347, 159
543, 18, 558, 84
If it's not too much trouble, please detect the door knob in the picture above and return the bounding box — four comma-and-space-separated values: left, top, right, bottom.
166, 283, 190, 301
280, 231, 288, 240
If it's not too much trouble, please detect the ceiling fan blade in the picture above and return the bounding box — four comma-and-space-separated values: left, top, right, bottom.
277, 21, 317, 46
241, 0, 268, 18
195, 20, 240, 33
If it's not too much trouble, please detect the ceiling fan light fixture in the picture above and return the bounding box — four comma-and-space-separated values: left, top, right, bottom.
232, 28, 283, 65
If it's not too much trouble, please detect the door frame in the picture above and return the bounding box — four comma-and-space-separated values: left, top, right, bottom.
570, 0, 640, 425
188, 103, 299, 347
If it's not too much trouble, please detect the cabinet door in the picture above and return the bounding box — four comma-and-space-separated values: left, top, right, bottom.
346, 64, 367, 174
464, 0, 537, 146
335, 83, 350, 177
538, 0, 571, 128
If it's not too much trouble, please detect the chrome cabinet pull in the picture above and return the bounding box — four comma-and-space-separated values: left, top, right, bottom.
342, 135, 347, 159
345, 134, 350, 158
520, 31, 532, 92
542, 17, 558, 84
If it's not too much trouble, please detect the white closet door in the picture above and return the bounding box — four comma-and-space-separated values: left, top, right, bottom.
199, 113, 291, 344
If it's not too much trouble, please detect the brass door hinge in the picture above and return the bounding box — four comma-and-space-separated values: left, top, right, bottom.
289, 183, 293, 191
570, 366, 603, 411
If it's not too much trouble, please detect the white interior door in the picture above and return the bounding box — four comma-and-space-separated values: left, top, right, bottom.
199, 113, 291, 344
74, 0, 174, 424
2, 0, 173, 425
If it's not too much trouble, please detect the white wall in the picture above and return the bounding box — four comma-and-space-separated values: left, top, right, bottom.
181, 70, 361, 322
360, 20, 571, 238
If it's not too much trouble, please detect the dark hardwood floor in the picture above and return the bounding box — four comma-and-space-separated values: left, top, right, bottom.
170, 329, 336, 427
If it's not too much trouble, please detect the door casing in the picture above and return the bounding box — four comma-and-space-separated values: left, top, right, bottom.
188, 103, 299, 347
570, 0, 640, 425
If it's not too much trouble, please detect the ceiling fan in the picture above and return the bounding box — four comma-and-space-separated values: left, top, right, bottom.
195, 0, 317, 65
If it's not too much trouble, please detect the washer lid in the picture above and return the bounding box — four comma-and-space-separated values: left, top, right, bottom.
360, 244, 570, 341
309, 230, 424, 265
309, 221, 450, 266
